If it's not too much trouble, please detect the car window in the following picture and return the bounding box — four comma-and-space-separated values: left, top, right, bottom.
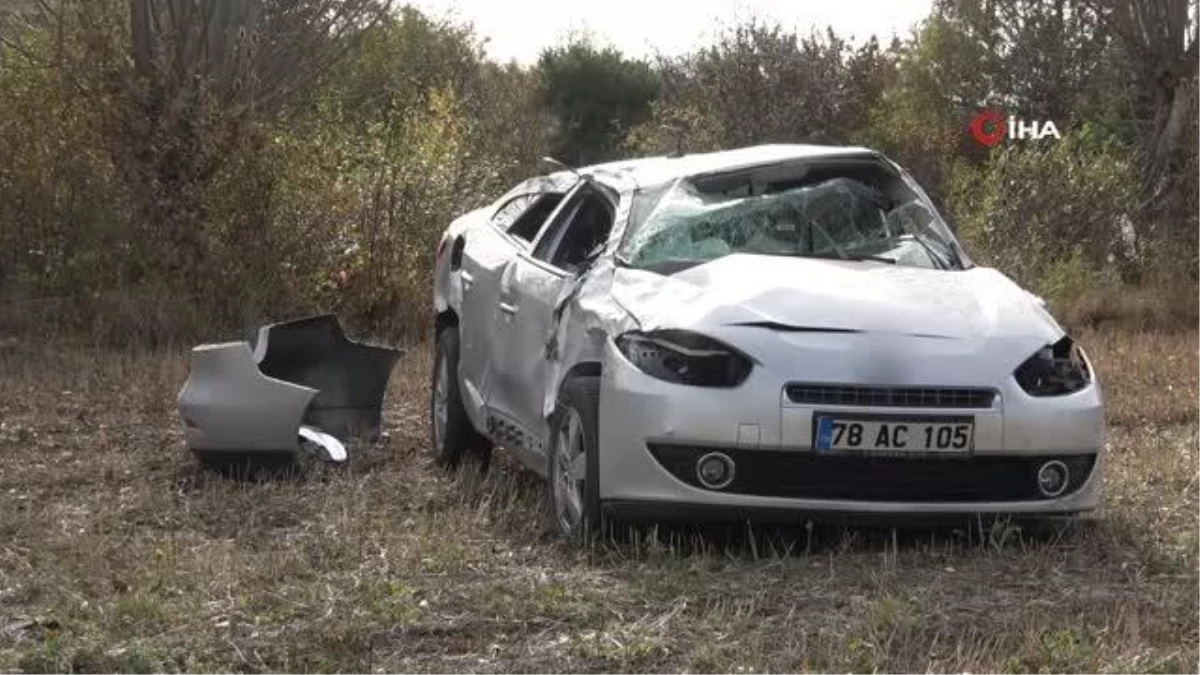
494, 192, 566, 242
491, 193, 538, 230
620, 160, 965, 272
531, 188, 615, 273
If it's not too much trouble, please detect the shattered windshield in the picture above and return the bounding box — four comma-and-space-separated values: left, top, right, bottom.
618, 160, 967, 273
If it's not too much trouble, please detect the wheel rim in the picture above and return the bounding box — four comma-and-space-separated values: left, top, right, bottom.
432, 353, 449, 453
553, 408, 586, 535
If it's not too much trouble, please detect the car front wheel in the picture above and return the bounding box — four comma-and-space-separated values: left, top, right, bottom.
548, 376, 602, 539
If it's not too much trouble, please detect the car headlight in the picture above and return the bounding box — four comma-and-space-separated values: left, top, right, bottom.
614, 330, 752, 387
1014, 336, 1091, 396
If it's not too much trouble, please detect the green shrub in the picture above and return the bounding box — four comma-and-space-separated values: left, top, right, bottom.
0, 3, 545, 345
947, 126, 1138, 293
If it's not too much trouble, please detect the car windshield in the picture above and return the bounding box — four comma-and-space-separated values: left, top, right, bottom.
618, 160, 968, 273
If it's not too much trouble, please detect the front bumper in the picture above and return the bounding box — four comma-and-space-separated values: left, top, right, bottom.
596, 339, 1106, 517
602, 500, 1093, 526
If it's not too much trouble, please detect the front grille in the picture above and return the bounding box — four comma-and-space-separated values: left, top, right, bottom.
785, 384, 996, 409
648, 444, 1094, 502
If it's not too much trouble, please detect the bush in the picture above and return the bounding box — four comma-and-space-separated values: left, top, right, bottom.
947, 127, 1138, 294
0, 3, 546, 345
625, 23, 892, 156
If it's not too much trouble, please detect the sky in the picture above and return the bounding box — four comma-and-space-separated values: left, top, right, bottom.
409, 0, 935, 65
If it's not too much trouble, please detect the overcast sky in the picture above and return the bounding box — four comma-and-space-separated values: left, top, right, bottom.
409, 0, 935, 64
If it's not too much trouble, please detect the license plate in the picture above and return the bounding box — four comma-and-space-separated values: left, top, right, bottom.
814, 416, 973, 452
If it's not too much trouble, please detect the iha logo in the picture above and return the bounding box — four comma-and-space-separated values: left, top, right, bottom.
969, 110, 1061, 147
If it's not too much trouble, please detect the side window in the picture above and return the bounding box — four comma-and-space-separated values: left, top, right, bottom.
493, 192, 567, 242
491, 193, 537, 230
532, 190, 615, 273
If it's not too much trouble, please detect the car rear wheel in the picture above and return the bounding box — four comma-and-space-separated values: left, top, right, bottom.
431, 327, 491, 468
548, 376, 602, 539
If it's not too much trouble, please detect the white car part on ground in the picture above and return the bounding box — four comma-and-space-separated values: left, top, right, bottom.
178, 341, 317, 456
298, 425, 347, 462
177, 314, 402, 465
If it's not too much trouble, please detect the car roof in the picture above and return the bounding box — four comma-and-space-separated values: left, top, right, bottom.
576, 143, 881, 191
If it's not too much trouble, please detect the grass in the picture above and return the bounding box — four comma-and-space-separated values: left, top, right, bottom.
0, 326, 1196, 673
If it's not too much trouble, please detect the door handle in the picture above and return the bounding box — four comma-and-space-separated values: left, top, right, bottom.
498, 301, 518, 316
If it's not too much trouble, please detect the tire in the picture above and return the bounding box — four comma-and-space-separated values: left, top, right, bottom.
431, 327, 491, 468
547, 376, 603, 539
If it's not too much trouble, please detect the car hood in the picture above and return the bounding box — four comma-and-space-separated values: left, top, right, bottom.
608, 253, 1063, 342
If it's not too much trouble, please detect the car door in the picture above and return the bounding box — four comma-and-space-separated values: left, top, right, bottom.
456, 181, 568, 420
485, 182, 617, 460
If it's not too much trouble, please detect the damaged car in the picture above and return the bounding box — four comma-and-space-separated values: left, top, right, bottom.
431, 144, 1106, 538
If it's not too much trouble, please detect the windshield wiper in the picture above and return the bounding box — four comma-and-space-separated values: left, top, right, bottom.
810, 252, 897, 265
904, 232, 951, 269
804, 218, 899, 265
844, 253, 897, 264
808, 217, 851, 260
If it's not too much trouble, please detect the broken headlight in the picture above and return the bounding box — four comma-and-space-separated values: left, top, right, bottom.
1014, 336, 1091, 396
615, 330, 752, 387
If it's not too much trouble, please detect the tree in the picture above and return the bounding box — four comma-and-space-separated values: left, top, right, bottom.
933, 0, 1115, 122
1082, 0, 1197, 234
536, 39, 659, 165
128, 0, 392, 116
625, 21, 895, 156
864, 1, 1147, 216
119, 0, 392, 290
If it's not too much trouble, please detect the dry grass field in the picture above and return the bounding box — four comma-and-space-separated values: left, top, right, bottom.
0, 326, 1196, 673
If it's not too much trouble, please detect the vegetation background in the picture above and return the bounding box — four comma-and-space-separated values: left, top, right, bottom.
0, 0, 1195, 344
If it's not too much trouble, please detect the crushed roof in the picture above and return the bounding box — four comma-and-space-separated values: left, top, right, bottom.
579, 144, 879, 189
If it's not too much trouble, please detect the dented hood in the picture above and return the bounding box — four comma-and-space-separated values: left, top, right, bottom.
609, 254, 1063, 341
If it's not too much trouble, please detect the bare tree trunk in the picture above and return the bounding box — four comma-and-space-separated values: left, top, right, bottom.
1084, 0, 1198, 250
1139, 68, 1197, 262
129, 0, 152, 77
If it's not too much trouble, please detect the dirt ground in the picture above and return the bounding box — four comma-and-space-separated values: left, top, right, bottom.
0, 327, 1196, 673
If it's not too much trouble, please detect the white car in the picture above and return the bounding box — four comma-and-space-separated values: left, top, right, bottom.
430, 144, 1105, 538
